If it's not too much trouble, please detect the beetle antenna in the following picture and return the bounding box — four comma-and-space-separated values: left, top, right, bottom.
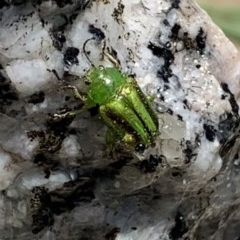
83, 37, 96, 67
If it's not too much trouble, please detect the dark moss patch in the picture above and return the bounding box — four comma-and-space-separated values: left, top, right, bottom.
30, 186, 54, 234
31, 179, 95, 233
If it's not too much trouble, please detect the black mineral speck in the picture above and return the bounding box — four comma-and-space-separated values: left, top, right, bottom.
88, 24, 105, 41
157, 68, 171, 82
69, 13, 78, 24
163, 84, 170, 91
171, 171, 182, 177
177, 114, 183, 121
203, 123, 216, 142
65, 95, 70, 101
196, 27, 206, 54
221, 94, 226, 100
169, 212, 188, 240
218, 112, 239, 144
64, 47, 79, 66
163, 19, 170, 26
148, 42, 174, 67
28, 91, 45, 104
221, 82, 239, 115
53, 32, 66, 51
148, 42, 174, 83
171, 0, 180, 9
167, 108, 173, 115
170, 23, 181, 40
183, 140, 197, 164
182, 99, 190, 109
183, 33, 194, 50
139, 154, 162, 173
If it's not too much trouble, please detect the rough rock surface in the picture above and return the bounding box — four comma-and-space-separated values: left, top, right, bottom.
0, 0, 240, 239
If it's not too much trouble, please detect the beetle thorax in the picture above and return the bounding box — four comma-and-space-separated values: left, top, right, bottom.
86, 66, 127, 105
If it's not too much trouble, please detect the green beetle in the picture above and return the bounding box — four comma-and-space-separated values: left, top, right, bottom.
58, 40, 159, 151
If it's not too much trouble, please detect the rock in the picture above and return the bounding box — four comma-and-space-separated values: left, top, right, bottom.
0, 0, 240, 239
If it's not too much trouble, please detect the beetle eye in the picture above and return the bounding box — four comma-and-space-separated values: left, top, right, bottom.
135, 143, 146, 153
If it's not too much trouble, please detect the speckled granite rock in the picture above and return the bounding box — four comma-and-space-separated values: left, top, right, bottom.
0, 0, 240, 239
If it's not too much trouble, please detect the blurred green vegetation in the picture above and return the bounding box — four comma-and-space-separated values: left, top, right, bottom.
201, 4, 240, 43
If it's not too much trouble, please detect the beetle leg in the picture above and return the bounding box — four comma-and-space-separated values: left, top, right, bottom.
100, 105, 137, 148
52, 109, 83, 121
106, 128, 135, 148
51, 85, 87, 121
62, 85, 86, 102
105, 128, 119, 147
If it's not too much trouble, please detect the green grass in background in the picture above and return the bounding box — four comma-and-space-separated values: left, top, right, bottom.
201, 5, 240, 43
